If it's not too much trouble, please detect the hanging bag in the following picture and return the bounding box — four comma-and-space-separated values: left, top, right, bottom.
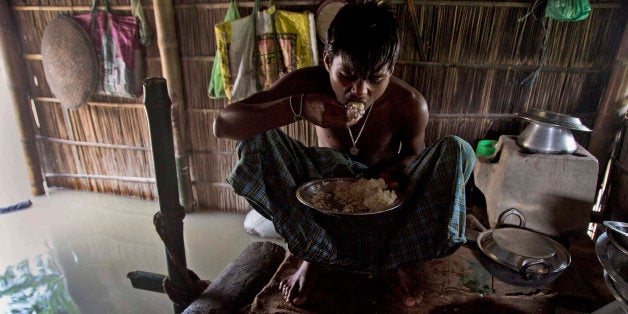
545, 0, 591, 22
73, 0, 149, 98
214, 0, 318, 101
208, 0, 241, 99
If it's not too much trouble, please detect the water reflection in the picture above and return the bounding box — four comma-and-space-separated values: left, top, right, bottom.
0, 245, 78, 313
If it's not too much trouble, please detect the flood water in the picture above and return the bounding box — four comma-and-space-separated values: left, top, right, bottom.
0, 190, 284, 313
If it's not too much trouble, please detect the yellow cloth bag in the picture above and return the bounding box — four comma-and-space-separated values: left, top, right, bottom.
215, 2, 318, 101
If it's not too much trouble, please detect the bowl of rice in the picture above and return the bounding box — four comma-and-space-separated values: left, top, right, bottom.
296, 178, 403, 216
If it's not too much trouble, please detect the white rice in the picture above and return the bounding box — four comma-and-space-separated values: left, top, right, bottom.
311, 178, 397, 213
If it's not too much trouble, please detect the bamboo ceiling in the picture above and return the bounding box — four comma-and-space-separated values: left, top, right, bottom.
6, 0, 627, 212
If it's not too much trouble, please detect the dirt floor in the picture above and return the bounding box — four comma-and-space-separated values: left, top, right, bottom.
246, 229, 614, 313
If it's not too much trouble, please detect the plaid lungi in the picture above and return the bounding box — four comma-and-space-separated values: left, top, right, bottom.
226, 129, 475, 273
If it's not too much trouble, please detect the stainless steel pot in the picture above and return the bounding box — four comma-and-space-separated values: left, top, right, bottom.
596, 232, 628, 309
517, 109, 592, 154
517, 123, 578, 154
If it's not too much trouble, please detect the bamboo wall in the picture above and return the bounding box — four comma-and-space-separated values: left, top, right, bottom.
7, 0, 627, 213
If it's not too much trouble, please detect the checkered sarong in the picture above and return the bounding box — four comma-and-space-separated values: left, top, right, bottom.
227, 129, 475, 273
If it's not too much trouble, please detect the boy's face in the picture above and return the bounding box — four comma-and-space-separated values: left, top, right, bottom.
324, 52, 393, 107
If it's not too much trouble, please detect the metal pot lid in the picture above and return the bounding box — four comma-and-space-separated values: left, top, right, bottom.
477, 228, 571, 276
518, 109, 592, 132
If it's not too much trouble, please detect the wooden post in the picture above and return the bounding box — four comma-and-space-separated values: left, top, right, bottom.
588, 16, 628, 180
144, 78, 189, 313
152, 0, 195, 212
183, 242, 286, 314
0, 2, 45, 196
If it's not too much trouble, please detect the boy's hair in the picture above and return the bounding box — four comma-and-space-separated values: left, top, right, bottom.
325, 0, 399, 79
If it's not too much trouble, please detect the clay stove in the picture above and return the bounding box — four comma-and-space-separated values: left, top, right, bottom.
474, 135, 598, 237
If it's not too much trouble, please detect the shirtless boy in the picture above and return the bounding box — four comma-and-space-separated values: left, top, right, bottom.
213, 0, 475, 307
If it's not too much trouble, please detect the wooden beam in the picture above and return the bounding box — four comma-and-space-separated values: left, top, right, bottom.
183, 242, 286, 313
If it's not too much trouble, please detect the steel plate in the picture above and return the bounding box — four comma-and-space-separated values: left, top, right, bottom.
296, 178, 403, 216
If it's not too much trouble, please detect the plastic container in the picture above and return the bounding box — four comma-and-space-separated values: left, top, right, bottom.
476, 139, 498, 157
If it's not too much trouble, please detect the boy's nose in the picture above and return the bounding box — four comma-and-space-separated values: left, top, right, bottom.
351, 80, 367, 97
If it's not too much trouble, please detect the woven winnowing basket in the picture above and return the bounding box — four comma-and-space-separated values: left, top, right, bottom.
41, 15, 98, 109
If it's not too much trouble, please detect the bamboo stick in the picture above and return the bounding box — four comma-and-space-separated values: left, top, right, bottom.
37, 135, 151, 151
44, 173, 156, 183
153, 0, 195, 212
33, 97, 143, 108
0, 2, 45, 196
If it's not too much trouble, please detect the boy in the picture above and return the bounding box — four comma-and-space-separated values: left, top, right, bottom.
213, 0, 475, 307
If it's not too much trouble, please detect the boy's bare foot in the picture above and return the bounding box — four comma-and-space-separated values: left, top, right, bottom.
382, 266, 424, 307
278, 261, 321, 305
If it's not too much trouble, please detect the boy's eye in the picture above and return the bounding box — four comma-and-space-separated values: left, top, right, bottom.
340, 72, 356, 80
370, 77, 385, 83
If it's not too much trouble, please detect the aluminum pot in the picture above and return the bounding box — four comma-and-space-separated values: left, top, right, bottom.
517, 122, 578, 154
517, 109, 592, 154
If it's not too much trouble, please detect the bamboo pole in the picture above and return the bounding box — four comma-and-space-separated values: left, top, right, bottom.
0, 2, 45, 196
143, 78, 189, 313
153, 0, 195, 212
588, 15, 628, 182
44, 173, 156, 183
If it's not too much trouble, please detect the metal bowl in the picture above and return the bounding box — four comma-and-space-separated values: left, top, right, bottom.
296, 178, 403, 216
604, 221, 628, 254
477, 227, 571, 281
596, 232, 628, 298
603, 270, 628, 312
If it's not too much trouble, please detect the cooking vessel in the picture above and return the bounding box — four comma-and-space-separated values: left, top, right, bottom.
467, 210, 571, 287
596, 232, 628, 300
517, 109, 592, 154
603, 221, 628, 255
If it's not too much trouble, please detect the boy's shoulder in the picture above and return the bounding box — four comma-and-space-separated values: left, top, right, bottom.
385, 76, 426, 105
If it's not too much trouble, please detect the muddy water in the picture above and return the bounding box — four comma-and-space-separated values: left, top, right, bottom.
0, 190, 285, 313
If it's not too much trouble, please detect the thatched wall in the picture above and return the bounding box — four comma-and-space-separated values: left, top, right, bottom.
6, 0, 627, 213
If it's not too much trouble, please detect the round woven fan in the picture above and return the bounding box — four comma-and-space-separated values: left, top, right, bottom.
315, 0, 347, 43
41, 15, 98, 109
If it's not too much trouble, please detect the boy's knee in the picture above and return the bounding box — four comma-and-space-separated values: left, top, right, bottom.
440, 136, 473, 155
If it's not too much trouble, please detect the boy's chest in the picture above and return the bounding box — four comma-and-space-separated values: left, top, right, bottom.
316, 116, 401, 164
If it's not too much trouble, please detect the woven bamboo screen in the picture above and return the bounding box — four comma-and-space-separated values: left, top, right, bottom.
7, 0, 626, 213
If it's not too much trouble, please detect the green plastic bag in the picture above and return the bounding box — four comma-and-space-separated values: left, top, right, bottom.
545, 0, 591, 22
208, 0, 240, 99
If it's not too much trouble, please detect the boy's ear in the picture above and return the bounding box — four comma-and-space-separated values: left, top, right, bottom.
323, 52, 332, 71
